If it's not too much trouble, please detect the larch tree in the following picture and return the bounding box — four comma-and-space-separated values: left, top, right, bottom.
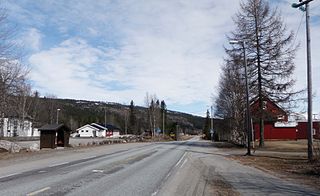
227, 0, 299, 147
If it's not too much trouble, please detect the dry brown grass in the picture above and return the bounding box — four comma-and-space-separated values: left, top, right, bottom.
230, 139, 320, 191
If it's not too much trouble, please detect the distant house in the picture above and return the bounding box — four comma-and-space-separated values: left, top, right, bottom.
251, 96, 297, 140
76, 123, 120, 138
104, 124, 121, 138
0, 118, 39, 137
76, 124, 103, 137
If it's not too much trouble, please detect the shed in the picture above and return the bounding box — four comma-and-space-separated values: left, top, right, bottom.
39, 124, 71, 149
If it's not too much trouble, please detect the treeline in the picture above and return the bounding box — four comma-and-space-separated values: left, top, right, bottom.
29, 96, 204, 135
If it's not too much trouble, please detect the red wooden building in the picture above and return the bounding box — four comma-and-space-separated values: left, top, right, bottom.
296, 121, 320, 139
251, 96, 297, 140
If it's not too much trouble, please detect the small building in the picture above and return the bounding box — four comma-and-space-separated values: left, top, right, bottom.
104, 124, 121, 138
251, 96, 297, 140
76, 123, 106, 137
39, 124, 71, 149
0, 117, 39, 137
296, 121, 320, 139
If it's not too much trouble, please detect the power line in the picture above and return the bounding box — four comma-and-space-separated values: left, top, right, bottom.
293, 12, 305, 46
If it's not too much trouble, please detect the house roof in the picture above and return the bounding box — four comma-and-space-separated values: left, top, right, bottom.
104, 124, 121, 131
39, 124, 71, 132
90, 123, 108, 130
250, 95, 286, 114
76, 124, 100, 131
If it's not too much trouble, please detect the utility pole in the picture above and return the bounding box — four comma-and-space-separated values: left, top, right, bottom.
210, 106, 214, 141
56, 108, 60, 124
230, 40, 251, 156
104, 107, 107, 127
292, 0, 314, 161
162, 109, 165, 137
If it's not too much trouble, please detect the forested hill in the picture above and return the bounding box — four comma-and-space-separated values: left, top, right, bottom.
34, 97, 205, 134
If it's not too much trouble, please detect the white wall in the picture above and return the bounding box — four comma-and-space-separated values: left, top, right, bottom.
77, 125, 98, 137
1, 118, 34, 137
112, 131, 120, 138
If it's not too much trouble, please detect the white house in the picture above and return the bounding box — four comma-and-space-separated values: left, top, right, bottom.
0, 118, 39, 137
76, 123, 121, 138
90, 123, 108, 137
76, 123, 109, 137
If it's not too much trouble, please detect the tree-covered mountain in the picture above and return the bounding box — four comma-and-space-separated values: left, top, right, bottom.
34, 97, 205, 135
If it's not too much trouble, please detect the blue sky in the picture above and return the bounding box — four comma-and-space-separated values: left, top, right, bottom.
4, 0, 320, 116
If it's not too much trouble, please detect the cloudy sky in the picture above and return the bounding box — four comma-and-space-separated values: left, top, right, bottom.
4, 0, 320, 116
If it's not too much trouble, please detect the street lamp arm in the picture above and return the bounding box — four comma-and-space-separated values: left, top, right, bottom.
292, 0, 314, 8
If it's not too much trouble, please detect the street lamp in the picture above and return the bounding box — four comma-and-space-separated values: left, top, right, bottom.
292, 0, 314, 161
56, 108, 61, 124
210, 106, 214, 141
229, 40, 251, 156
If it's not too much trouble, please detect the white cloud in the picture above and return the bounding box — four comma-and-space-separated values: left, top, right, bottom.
9, 0, 320, 115
20, 28, 43, 51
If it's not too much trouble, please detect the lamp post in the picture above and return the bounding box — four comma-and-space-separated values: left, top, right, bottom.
210, 105, 214, 141
56, 108, 61, 124
292, 0, 314, 161
230, 40, 251, 155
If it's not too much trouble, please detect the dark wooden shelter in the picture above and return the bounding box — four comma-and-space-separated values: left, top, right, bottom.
39, 124, 71, 149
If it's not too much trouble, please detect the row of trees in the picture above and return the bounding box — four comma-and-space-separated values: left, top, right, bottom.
214, 0, 299, 146
144, 93, 167, 137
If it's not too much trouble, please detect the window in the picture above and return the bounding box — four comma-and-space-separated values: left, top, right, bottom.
81, 130, 84, 132
263, 101, 267, 110
277, 115, 284, 120
86, 130, 89, 132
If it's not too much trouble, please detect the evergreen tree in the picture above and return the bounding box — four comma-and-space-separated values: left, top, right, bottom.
203, 110, 211, 140
129, 100, 137, 134
160, 100, 167, 134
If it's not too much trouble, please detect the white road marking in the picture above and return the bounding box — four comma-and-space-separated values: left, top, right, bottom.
26, 187, 51, 196
174, 152, 187, 167
0, 172, 21, 179
49, 162, 69, 167
151, 190, 158, 196
164, 171, 172, 181
38, 170, 47, 173
180, 158, 188, 168
92, 169, 104, 173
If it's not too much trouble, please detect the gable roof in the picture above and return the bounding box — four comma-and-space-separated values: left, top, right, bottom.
250, 95, 286, 114
90, 123, 108, 130
76, 124, 100, 131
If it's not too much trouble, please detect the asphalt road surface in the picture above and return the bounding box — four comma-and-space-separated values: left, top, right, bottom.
0, 137, 319, 196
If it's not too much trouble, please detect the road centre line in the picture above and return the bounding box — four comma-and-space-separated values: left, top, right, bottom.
49, 162, 69, 167
0, 172, 21, 179
180, 158, 188, 168
174, 152, 187, 168
26, 187, 51, 196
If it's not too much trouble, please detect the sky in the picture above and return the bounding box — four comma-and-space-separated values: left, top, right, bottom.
4, 0, 320, 117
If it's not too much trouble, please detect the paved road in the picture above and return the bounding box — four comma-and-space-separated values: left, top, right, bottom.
0, 137, 318, 196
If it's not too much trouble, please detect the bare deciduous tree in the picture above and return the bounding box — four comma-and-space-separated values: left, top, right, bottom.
226, 0, 299, 146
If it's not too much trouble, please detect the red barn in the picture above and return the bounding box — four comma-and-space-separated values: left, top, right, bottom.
296, 121, 320, 139
251, 96, 297, 140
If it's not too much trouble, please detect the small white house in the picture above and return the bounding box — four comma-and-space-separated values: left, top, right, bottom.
0, 118, 39, 137
76, 123, 121, 138
76, 123, 111, 137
